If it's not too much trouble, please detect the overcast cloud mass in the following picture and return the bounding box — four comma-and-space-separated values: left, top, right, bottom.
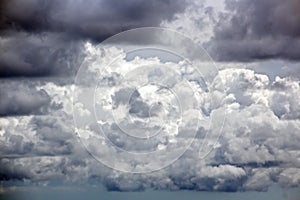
209, 0, 300, 61
0, 0, 300, 197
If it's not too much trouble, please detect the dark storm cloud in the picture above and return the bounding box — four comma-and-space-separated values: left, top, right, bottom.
0, 0, 187, 77
208, 0, 300, 61
0, 0, 187, 41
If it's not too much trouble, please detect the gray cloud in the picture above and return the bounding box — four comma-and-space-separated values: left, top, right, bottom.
0, 0, 187, 41
1, 44, 300, 191
0, 0, 188, 78
0, 32, 84, 77
208, 0, 300, 61
1, 1, 300, 193
0, 80, 51, 116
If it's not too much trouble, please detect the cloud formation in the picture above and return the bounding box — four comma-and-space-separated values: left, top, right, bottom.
0, 0, 188, 78
0, 80, 51, 116
162, 0, 300, 61
0, 32, 84, 77
2, 0, 299, 80
1, 0, 300, 194
209, 0, 300, 61
1, 43, 300, 191
0, 0, 187, 41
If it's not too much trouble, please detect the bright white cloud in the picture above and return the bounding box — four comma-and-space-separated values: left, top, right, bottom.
1, 42, 300, 192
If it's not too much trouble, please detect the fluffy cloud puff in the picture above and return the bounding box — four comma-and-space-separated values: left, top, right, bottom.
1, 43, 300, 191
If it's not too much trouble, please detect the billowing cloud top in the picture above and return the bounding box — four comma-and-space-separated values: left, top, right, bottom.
0, 0, 300, 194
1, 42, 300, 192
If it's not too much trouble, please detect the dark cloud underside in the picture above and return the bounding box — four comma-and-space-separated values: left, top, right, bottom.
0, 0, 186, 40
209, 0, 300, 61
0, 0, 187, 78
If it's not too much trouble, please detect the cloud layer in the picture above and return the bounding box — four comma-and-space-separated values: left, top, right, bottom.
1, 0, 300, 193
2, 0, 300, 80
0, 0, 188, 78
162, 0, 300, 62
1, 0, 186, 40
1, 43, 300, 191
0, 32, 83, 77
209, 0, 300, 61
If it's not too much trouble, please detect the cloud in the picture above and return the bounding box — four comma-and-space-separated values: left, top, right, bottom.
208, 0, 300, 61
0, 0, 187, 41
1, 0, 299, 80
162, 0, 300, 61
0, 32, 84, 77
0, 80, 51, 116
1, 43, 300, 191
161, 1, 218, 44
0, 0, 188, 78
1, 0, 299, 193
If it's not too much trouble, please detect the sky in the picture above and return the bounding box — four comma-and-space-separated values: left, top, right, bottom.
0, 0, 300, 199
